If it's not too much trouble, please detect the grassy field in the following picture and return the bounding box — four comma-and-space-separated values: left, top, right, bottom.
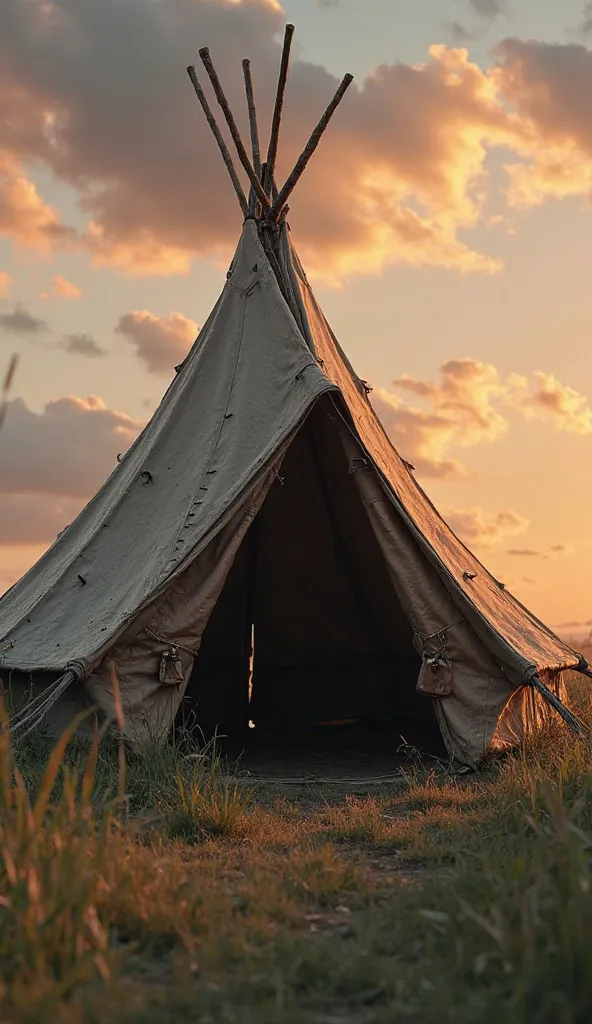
1, 668, 591, 1023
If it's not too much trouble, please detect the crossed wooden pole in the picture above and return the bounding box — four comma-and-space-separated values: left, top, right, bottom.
186, 24, 353, 225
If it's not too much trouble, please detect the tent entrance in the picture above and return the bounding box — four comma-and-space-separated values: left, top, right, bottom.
179, 397, 442, 757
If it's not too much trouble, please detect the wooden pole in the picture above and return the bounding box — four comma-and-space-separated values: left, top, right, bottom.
186, 65, 249, 217
242, 58, 261, 180
198, 47, 270, 211
0, 353, 18, 431
263, 24, 294, 196
270, 73, 354, 221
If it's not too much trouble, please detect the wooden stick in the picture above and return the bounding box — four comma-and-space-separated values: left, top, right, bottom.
270, 73, 354, 221
198, 47, 270, 210
263, 24, 294, 195
0, 353, 18, 431
242, 59, 261, 180
186, 65, 249, 217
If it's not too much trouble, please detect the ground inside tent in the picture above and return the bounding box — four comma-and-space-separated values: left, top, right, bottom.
223, 719, 447, 783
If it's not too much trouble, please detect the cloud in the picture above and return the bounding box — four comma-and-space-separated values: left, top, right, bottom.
0, 271, 12, 297
372, 358, 508, 477
0, 0, 512, 281
0, 302, 49, 336
60, 332, 106, 358
444, 506, 529, 547
549, 543, 574, 556
0, 494, 85, 545
0, 151, 74, 251
470, 0, 506, 18
115, 310, 198, 374
40, 275, 82, 299
508, 371, 592, 434
445, 0, 507, 43
491, 40, 592, 208
0, 393, 143, 548
372, 359, 592, 476
0, 395, 142, 500
578, 3, 592, 36
507, 543, 574, 559
443, 22, 476, 45
0, 4, 591, 283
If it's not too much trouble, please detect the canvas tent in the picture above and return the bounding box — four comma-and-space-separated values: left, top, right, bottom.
0, 28, 590, 767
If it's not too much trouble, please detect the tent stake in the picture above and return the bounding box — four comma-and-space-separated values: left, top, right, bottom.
186, 66, 249, 217
198, 47, 270, 212
242, 58, 261, 180
270, 73, 353, 221
263, 23, 294, 196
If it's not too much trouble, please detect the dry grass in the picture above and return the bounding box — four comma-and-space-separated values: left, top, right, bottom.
0, 676, 591, 1022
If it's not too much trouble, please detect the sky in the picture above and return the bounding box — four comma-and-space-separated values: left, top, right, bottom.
1, 0, 592, 638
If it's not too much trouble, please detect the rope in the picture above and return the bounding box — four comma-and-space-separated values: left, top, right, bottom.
414, 617, 464, 645
142, 628, 198, 658
7, 670, 77, 738
237, 772, 407, 786
8, 670, 75, 727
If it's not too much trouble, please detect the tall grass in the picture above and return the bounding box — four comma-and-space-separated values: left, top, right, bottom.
0, 708, 121, 1016
168, 761, 250, 843
0, 676, 590, 1021
0, 709, 252, 1018
408, 693, 592, 1024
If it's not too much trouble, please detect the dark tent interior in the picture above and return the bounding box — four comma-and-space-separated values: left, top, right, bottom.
177, 398, 444, 769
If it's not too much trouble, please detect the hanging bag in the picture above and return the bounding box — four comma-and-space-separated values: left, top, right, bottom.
415, 618, 463, 699
416, 650, 454, 698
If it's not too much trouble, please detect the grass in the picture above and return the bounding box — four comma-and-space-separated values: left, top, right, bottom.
0, 670, 590, 1023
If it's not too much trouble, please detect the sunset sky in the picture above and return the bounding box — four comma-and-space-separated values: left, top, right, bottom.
1, 0, 592, 638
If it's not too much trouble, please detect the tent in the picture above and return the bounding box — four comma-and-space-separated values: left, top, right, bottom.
1, 28, 589, 766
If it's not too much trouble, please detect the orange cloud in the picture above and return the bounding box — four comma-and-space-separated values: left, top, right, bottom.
0, 3, 514, 282
0, 5, 591, 282
491, 40, 592, 209
0, 271, 12, 297
115, 310, 198, 374
0, 394, 144, 553
372, 358, 509, 477
40, 275, 82, 299
507, 371, 592, 433
444, 505, 529, 547
84, 223, 194, 278
372, 359, 592, 476
0, 395, 142, 499
0, 152, 73, 251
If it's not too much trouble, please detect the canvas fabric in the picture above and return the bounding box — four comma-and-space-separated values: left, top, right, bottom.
0, 222, 334, 676
85, 463, 280, 747
281, 226, 580, 680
